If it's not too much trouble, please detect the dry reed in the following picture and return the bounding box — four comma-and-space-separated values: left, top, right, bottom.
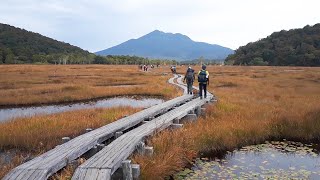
0, 65, 181, 106
133, 66, 320, 179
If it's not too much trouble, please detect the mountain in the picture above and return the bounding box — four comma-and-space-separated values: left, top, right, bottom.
0, 23, 91, 64
225, 24, 320, 66
96, 30, 234, 61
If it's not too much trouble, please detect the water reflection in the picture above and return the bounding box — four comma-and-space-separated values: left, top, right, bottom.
0, 97, 163, 122
176, 141, 320, 179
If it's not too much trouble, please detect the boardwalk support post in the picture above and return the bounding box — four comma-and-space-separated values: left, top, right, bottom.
194, 106, 201, 117
87, 145, 98, 158
180, 114, 197, 123
132, 164, 140, 180
115, 131, 123, 139
68, 160, 78, 169
61, 137, 70, 144
173, 118, 179, 124
122, 160, 133, 180
144, 146, 154, 156
170, 124, 183, 130
97, 143, 105, 151
136, 141, 145, 155
85, 128, 93, 133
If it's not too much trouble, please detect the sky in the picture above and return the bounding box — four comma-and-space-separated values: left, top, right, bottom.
0, 0, 319, 52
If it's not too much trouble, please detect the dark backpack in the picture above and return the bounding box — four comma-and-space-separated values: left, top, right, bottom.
198, 70, 207, 83
186, 70, 194, 82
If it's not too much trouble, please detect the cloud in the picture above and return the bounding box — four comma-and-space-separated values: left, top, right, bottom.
0, 0, 320, 52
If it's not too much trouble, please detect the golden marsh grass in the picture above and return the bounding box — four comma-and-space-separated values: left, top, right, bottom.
133, 66, 320, 179
1, 65, 320, 179
0, 65, 181, 107
0, 64, 181, 178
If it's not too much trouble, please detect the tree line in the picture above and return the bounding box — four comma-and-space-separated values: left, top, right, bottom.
0, 23, 177, 65
0, 47, 177, 65
225, 24, 320, 66
91, 55, 177, 65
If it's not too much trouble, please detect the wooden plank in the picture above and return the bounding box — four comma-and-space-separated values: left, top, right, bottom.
27, 170, 46, 180
72, 93, 213, 179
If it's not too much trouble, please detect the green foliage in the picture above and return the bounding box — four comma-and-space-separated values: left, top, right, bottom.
0, 23, 178, 65
0, 23, 91, 64
225, 24, 320, 66
93, 55, 177, 65
249, 57, 268, 66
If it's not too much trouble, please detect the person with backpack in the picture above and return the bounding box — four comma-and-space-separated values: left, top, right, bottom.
183, 66, 195, 94
170, 66, 176, 74
198, 64, 209, 99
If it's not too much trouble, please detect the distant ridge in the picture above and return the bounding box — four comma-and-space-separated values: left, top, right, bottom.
225, 23, 320, 66
96, 30, 234, 61
0, 23, 90, 64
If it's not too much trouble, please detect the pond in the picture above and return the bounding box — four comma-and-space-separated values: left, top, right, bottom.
0, 97, 164, 122
175, 140, 320, 179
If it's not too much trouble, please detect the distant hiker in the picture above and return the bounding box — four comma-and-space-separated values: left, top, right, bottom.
198, 65, 209, 99
184, 66, 195, 94
170, 66, 176, 74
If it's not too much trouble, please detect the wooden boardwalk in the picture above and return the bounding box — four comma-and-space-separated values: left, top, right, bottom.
3, 75, 194, 180
72, 75, 213, 179
3, 74, 214, 180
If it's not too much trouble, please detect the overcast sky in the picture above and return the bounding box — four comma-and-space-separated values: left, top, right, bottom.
1, 0, 319, 52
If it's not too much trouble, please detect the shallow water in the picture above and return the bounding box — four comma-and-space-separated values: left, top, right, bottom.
176, 141, 320, 179
0, 97, 163, 122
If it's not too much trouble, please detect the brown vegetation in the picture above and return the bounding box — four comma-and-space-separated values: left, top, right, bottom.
0, 64, 181, 178
0, 107, 140, 151
1, 65, 320, 179
0, 107, 140, 178
0, 65, 181, 107
133, 66, 320, 179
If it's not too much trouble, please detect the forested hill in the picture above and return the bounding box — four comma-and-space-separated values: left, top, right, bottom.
0, 23, 178, 65
225, 24, 320, 66
0, 23, 91, 64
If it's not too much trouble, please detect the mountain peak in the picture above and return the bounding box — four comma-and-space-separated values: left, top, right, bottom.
96, 31, 234, 60
144, 30, 165, 37
142, 30, 191, 41
150, 30, 163, 34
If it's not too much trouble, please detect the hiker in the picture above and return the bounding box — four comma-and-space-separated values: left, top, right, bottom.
183, 66, 195, 94
170, 66, 176, 74
198, 64, 209, 99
